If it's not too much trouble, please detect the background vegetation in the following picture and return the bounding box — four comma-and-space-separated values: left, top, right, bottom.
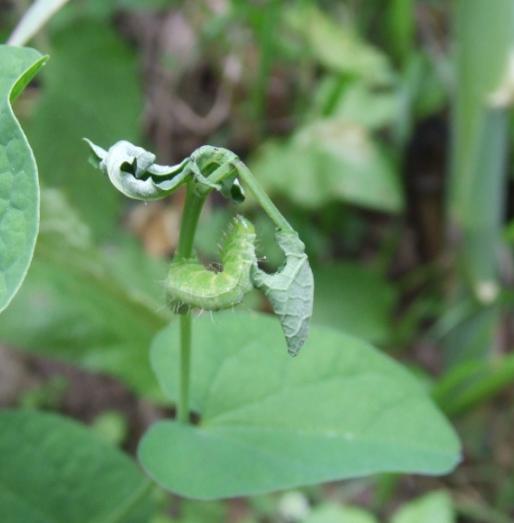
1, 0, 513, 521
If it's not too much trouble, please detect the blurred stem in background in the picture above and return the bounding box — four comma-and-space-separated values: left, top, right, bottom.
8, 0, 69, 46
445, 0, 514, 364
385, 0, 414, 67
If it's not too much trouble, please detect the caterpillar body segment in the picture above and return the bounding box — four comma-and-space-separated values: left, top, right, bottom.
167, 215, 257, 311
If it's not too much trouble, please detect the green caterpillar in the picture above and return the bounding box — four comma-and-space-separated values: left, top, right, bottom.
167, 215, 256, 311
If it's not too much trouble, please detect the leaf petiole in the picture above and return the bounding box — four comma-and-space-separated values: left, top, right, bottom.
234, 159, 295, 233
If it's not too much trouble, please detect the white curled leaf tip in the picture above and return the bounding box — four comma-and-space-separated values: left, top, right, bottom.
252, 231, 314, 356
84, 139, 188, 201
85, 140, 244, 203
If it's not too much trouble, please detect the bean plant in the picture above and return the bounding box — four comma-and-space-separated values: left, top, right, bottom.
80, 137, 460, 499
0, 37, 460, 519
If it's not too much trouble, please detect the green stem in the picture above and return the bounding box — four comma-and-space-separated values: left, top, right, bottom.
199, 155, 294, 233
198, 158, 237, 191
175, 182, 207, 424
234, 159, 294, 233
178, 313, 191, 423
176, 183, 207, 259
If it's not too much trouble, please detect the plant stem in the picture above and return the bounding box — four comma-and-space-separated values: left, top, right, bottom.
199, 155, 294, 233
234, 159, 295, 233
444, 0, 514, 366
176, 184, 206, 259
8, 0, 70, 46
178, 313, 191, 423
175, 183, 206, 424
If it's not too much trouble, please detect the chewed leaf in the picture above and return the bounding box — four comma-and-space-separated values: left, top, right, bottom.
252, 231, 314, 356
84, 139, 188, 200
0, 46, 47, 313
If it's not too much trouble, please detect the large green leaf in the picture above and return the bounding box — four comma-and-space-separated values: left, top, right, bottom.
26, 17, 142, 237
0, 409, 154, 523
0, 46, 47, 313
313, 263, 396, 345
139, 312, 460, 499
0, 189, 169, 397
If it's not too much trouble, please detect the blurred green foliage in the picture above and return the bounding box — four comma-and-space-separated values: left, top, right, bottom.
26, 15, 142, 237
1, 0, 514, 520
0, 189, 169, 397
0, 410, 156, 522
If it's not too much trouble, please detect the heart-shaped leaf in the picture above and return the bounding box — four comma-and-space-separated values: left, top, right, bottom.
0, 410, 155, 522
0, 45, 47, 312
139, 312, 460, 499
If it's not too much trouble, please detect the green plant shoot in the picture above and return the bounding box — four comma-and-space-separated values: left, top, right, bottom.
85, 139, 315, 356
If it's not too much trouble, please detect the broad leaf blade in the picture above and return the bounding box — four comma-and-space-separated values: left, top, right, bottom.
313, 263, 396, 344
139, 312, 460, 499
0, 45, 47, 313
0, 410, 154, 523
251, 119, 403, 213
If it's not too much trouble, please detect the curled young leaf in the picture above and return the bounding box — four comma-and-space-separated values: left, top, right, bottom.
84, 139, 189, 200
167, 215, 256, 311
85, 140, 245, 203
188, 145, 245, 203
252, 231, 314, 356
